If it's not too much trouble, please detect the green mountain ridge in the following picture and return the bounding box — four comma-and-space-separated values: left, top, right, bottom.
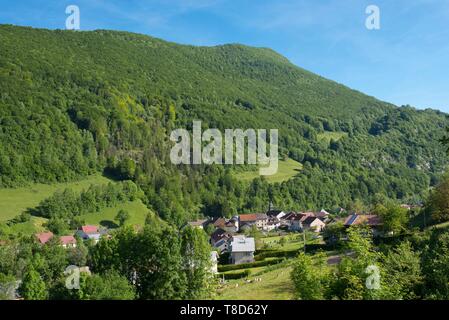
0, 24, 447, 224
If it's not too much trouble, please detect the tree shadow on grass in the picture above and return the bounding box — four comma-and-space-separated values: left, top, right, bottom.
99, 220, 119, 229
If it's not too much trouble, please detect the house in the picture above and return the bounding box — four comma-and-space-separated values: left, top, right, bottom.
35, 232, 54, 245
186, 219, 209, 229
266, 209, 286, 220
344, 214, 382, 227
210, 228, 232, 253
76, 225, 101, 243
265, 218, 281, 232
210, 251, 219, 274
212, 217, 227, 229
255, 213, 269, 230
316, 209, 330, 218
302, 216, 326, 232
288, 212, 315, 231
229, 236, 255, 265
344, 214, 383, 236
59, 235, 77, 248
223, 217, 239, 233
238, 214, 256, 231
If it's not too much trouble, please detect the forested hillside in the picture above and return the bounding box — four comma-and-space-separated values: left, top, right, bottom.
0, 24, 447, 225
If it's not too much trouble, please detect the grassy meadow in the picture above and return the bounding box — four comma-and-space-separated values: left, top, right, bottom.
234, 158, 303, 183
0, 174, 112, 222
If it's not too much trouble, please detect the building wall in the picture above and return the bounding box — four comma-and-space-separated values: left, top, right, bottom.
231, 251, 254, 265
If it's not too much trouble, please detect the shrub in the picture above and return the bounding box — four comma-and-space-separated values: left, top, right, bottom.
218, 258, 283, 272
219, 270, 251, 280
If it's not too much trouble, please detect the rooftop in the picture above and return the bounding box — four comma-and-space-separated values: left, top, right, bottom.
36, 232, 54, 244
230, 236, 255, 253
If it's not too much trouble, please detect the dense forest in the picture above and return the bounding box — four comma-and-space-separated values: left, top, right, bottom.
0, 25, 448, 226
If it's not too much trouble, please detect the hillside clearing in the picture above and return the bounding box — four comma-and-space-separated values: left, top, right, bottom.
234, 158, 302, 183
317, 131, 348, 144
0, 175, 113, 222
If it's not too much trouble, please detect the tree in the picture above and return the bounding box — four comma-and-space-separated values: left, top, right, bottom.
81, 271, 136, 300
327, 226, 385, 300
90, 225, 188, 300
426, 172, 449, 223
45, 218, 70, 235
20, 267, 47, 300
204, 223, 215, 236
421, 230, 449, 299
115, 209, 130, 227
382, 241, 422, 299
133, 225, 187, 299
180, 227, 215, 299
323, 221, 345, 248
0, 273, 17, 300
291, 252, 328, 300
348, 199, 366, 214
279, 236, 286, 247
67, 238, 88, 266
244, 225, 262, 250
373, 203, 409, 235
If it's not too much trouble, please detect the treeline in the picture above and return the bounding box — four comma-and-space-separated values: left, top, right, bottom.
30, 181, 142, 233
0, 223, 214, 300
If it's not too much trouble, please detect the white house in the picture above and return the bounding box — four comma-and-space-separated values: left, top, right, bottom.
229, 236, 255, 265
76, 225, 101, 243
302, 216, 326, 232
59, 235, 77, 249
265, 218, 281, 232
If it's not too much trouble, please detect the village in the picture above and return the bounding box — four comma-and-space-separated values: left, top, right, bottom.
30, 201, 418, 297
183, 204, 398, 274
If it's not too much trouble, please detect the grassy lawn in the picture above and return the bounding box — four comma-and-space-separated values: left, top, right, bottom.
79, 200, 151, 229
317, 131, 348, 144
234, 158, 302, 183
217, 265, 295, 300
260, 234, 304, 251
0, 174, 113, 222
2, 216, 48, 236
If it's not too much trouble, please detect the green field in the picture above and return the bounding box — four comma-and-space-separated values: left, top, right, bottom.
217, 265, 295, 300
79, 200, 151, 228
234, 158, 303, 183
260, 234, 304, 251
317, 131, 348, 144
1, 216, 48, 236
0, 174, 113, 222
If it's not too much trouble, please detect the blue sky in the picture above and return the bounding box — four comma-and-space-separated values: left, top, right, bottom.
1, 0, 448, 111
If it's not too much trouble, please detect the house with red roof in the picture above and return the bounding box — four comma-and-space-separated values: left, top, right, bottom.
35, 232, 54, 244
59, 235, 77, 248
238, 214, 257, 231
